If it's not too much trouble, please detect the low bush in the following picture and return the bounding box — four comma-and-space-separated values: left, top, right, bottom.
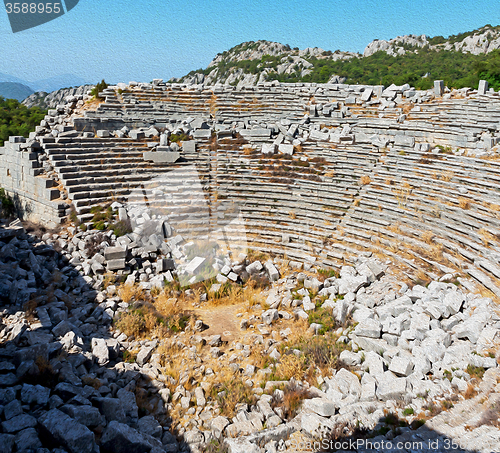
210, 375, 257, 418
270, 382, 312, 420
0, 188, 15, 217
111, 218, 132, 237
90, 79, 109, 100
85, 232, 106, 257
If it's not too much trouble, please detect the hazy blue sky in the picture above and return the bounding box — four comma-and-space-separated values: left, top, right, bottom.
0, 0, 499, 84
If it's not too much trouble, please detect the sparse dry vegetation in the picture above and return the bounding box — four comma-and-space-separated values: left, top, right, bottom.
360, 175, 371, 185
458, 197, 470, 209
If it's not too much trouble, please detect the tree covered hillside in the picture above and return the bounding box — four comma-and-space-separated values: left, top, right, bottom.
178, 24, 500, 90
268, 48, 500, 90
0, 97, 47, 146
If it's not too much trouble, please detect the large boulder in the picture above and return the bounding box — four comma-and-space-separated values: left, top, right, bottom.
100, 421, 153, 453
38, 409, 96, 453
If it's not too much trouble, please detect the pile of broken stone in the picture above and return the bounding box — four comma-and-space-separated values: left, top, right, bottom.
0, 215, 499, 453
61, 200, 261, 292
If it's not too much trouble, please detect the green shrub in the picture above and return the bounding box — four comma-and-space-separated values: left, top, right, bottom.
467, 364, 485, 379
403, 407, 415, 416
0, 97, 47, 146
90, 79, 109, 100
169, 132, 191, 143
308, 307, 336, 334
0, 188, 15, 217
93, 220, 106, 230
111, 219, 132, 237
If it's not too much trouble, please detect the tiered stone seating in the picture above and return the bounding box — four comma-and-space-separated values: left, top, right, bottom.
4, 80, 500, 295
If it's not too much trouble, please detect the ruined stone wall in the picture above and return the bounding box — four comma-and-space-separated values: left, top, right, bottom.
0, 137, 64, 227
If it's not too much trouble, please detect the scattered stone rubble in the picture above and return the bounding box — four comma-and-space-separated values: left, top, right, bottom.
1, 214, 499, 453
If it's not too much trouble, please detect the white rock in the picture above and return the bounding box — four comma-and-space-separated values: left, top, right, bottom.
302, 398, 336, 416
389, 356, 413, 377
354, 319, 381, 338
339, 350, 361, 366
375, 372, 407, 401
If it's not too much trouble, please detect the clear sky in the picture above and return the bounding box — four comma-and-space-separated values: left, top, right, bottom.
0, 0, 499, 84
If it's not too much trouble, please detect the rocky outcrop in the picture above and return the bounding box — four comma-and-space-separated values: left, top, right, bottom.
363, 34, 429, 57
174, 40, 356, 87
22, 85, 94, 109
364, 24, 500, 57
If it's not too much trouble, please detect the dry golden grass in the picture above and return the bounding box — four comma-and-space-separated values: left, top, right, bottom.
353, 198, 360, 207
415, 269, 431, 285
209, 92, 218, 116
289, 211, 297, 219
158, 341, 194, 390
118, 283, 145, 304
388, 243, 400, 254
428, 243, 444, 261
272, 354, 308, 381
115, 311, 145, 338
421, 230, 435, 244
154, 292, 183, 317
271, 382, 312, 421
208, 371, 258, 418
359, 175, 371, 185
442, 171, 454, 182
387, 223, 401, 234
464, 383, 478, 400
102, 273, 116, 289
206, 278, 266, 309
478, 228, 496, 247
458, 197, 471, 210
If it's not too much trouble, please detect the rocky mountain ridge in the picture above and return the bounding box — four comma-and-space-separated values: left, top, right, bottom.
176, 24, 500, 88
364, 25, 500, 57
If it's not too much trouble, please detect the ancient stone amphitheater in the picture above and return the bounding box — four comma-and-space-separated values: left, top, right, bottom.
2, 79, 500, 295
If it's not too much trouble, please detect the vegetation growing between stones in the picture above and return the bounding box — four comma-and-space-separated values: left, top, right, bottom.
114, 284, 194, 339
270, 382, 313, 420
90, 79, 109, 100
210, 376, 258, 418
0, 187, 15, 217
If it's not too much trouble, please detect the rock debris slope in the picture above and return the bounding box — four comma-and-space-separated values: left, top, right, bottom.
0, 211, 499, 452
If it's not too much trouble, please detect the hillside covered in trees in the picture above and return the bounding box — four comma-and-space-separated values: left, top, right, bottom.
0, 97, 46, 146
176, 24, 500, 90
268, 48, 500, 89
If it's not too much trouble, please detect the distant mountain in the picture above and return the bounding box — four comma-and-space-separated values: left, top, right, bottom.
172, 40, 355, 86
0, 72, 91, 96
0, 72, 30, 85
0, 82, 34, 101
363, 24, 500, 57
30, 74, 91, 93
